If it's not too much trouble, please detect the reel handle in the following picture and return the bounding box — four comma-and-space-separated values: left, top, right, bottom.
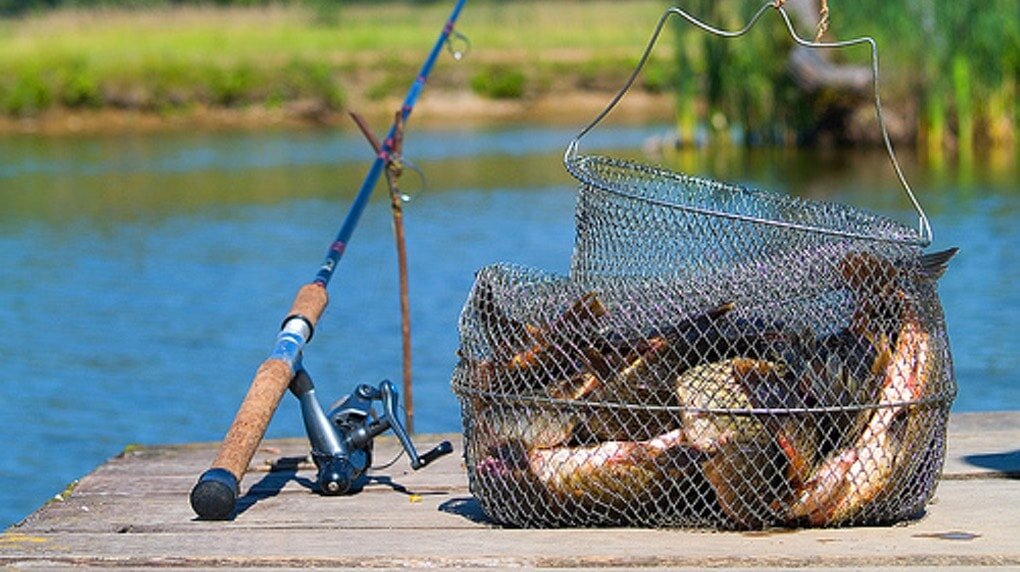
417, 441, 455, 469
375, 380, 454, 470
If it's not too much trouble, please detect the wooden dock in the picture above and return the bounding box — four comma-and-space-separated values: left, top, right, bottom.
3, 412, 1019, 569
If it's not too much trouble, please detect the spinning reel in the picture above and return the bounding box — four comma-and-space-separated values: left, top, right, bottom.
289, 368, 452, 495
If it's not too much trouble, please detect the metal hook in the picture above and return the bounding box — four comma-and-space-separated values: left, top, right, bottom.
565, 1, 931, 244
446, 31, 471, 61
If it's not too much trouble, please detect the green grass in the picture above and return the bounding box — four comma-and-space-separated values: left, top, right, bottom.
0, 0, 1013, 151
470, 65, 526, 99
0, 1, 673, 116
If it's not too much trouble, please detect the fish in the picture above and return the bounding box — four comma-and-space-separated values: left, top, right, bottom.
785, 293, 931, 525
465, 291, 608, 396
547, 371, 603, 402
793, 329, 890, 404
703, 437, 792, 529
557, 301, 735, 443
473, 428, 710, 524
838, 248, 958, 293
695, 357, 820, 527
575, 334, 679, 442
524, 429, 711, 510
674, 358, 779, 452
725, 351, 821, 489
789, 247, 954, 459
587, 301, 736, 369
475, 403, 579, 450
471, 277, 533, 364
505, 292, 607, 372
549, 335, 672, 404
838, 247, 957, 341
782, 327, 892, 459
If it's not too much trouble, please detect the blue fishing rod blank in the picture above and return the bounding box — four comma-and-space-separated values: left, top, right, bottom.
190, 0, 468, 521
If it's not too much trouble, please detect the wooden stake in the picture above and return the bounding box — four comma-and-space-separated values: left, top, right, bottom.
350, 111, 415, 434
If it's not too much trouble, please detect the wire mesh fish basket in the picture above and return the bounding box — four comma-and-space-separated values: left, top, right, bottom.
451, 2, 956, 529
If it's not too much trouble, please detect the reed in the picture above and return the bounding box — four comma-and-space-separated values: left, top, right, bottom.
663, 0, 1016, 152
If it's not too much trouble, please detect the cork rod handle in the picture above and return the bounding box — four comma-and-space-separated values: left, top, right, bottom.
190, 283, 328, 520
210, 359, 295, 478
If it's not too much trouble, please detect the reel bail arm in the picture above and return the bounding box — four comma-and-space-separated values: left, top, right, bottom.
292, 373, 453, 495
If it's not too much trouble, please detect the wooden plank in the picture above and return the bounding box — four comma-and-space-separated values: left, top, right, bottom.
3, 416, 1020, 569
85, 435, 463, 478
944, 413, 1020, 479
72, 473, 468, 498
949, 412, 1020, 432
74, 448, 468, 497
16, 490, 481, 533
3, 481, 1019, 568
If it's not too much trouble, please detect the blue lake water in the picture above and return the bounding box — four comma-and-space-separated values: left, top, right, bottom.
1, 124, 1017, 528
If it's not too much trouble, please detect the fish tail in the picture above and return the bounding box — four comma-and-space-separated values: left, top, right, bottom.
918, 247, 959, 281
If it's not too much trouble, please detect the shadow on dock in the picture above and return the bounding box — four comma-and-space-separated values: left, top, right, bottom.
963, 450, 1020, 479
211, 456, 457, 520
230, 456, 317, 520
439, 496, 494, 525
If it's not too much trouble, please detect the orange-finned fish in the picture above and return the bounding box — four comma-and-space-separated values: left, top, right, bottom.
506, 292, 607, 370
786, 295, 930, 525
838, 247, 957, 340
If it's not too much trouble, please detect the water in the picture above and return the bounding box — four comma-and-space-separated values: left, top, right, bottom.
1, 125, 1016, 528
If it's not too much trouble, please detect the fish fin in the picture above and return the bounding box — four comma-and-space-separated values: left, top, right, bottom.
777, 431, 812, 488
577, 291, 608, 318
709, 300, 736, 319
870, 333, 893, 376
731, 357, 766, 378
548, 371, 601, 400
524, 323, 544, 340
918, 247, 959, 281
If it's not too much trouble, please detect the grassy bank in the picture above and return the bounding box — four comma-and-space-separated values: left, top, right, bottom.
0, 0, 1015, 150
0, 1, 675, 126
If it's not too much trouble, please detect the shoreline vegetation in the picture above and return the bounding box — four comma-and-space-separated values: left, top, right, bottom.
0, 1, 682, 135
0, 0, 1015, 155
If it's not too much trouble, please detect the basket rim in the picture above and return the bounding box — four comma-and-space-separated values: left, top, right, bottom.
566, 154, 931, 248
450, 383, 955, 415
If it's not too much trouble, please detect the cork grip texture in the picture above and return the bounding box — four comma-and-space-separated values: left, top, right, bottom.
290, 283, 328, 326
211, 359, 293, 478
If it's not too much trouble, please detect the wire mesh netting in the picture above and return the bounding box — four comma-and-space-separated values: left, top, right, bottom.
450, 155, 956, 529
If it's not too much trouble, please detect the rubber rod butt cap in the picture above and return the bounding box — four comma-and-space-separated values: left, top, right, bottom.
191, 468, 239, 520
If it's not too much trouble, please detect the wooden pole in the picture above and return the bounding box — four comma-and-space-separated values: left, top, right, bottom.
350, 111, 415, 434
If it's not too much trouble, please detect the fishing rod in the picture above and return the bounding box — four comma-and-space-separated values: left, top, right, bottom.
190, 0, 467, 520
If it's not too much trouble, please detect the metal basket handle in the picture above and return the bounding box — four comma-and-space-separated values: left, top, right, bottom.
564, 1, 932, 244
